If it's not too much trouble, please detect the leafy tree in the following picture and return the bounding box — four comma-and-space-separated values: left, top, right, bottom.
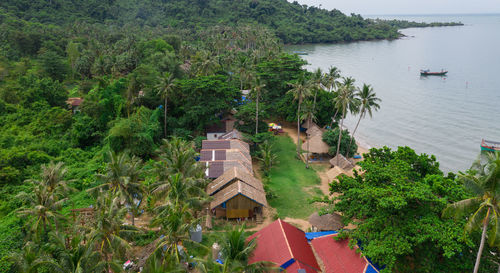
38, 50, 68, 82
235, 102, 270, 135
320, 146, 481, 272
107, 106, 161, 158
443, 152, 500, 273
322, 128, 357, 157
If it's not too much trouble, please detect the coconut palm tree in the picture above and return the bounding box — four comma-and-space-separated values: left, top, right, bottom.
287, 76, 313, 157
47, 231, 105, 273
156, 138, 206, 180
89, 151, 144, 226
155, 72, 176, 137
9, 242, 56, 273
17, 162, 73, 239
333, 77, 359, 165
310, 68, 324, 115
300, 101, 317, 169
151, 201, 194, 264
149, 172, 207, 209
90, 194, 136, 272
346, 84, 381, 158
196, 225, 274, 273
251, 78, 266, 135
442, 152, 500, 273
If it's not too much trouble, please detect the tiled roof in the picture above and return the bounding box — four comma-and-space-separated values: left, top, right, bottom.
247, 219, 320, 272
311, 234, 372, 273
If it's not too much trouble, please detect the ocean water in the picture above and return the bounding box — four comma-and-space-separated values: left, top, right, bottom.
287, 14, 500, 172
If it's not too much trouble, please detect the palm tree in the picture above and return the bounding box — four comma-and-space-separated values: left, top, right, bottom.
156, 138, 206, 180
150, 172, 207, 209
287, 76, 313, 157
256, 140, 278, 176
151, 202, 194, 264
90, 194, 136, 272
196, 225, 273, 273
310, 68, 324, 115
334, 77, 359, 165
89, 151, 143, 226
442, 152, 500, 273
9, 242, 56, 273
155, 72, 176, 137
346, 84, 381, 158
251, 78, 266, 135
300, 101, 317, 169
17, 162, 73, 239
47, 231, 105, 273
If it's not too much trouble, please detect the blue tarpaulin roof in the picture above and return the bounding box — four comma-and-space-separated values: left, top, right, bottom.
305, 231, 338, 241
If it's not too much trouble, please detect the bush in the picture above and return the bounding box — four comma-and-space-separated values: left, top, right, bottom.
322, 128, 357, 157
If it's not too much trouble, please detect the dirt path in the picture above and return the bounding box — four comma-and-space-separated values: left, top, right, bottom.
284, 217, 311, 231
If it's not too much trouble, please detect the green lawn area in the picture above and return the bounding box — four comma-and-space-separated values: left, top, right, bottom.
265, 135, 322, 219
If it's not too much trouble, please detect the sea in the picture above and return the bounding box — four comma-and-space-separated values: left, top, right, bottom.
286, 14, 500, 173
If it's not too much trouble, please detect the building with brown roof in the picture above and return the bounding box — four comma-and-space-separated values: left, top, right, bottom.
210, 180, 267, 219
207, 167, 264, 196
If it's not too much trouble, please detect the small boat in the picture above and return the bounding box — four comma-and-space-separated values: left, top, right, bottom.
293, 51, 308, 55
481, 139, 500, 152
420, 69, 448, 76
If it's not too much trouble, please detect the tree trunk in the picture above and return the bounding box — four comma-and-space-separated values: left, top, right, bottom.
497, 262, 500, 273
346, 109, 364, 158
255, 91, 259, 135
329, 108, 340, 129
297, 100, 301, 157
312, 88, 318, 114
131, 210, 135, 226
306, 117, 310, 169
164, 96, 167, 137
336, 111, 345, 166
474, 208, 490, 273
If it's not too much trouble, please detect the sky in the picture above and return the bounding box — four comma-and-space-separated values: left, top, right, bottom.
289, 0, 500, 15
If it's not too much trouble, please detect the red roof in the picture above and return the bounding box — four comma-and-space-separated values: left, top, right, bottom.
311, 234, 369, 273
66, 97, 83, 107
247, 219, 320, 272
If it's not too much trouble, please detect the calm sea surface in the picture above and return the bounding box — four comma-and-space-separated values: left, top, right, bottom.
287, 14, 500, 172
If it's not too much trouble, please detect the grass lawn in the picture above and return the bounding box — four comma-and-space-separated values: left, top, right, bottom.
265, 135, 322, 219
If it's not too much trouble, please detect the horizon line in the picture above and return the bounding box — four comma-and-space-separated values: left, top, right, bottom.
363, 12, 500, 16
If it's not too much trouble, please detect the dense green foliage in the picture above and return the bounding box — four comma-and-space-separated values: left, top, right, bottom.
322, 147, 498, 272
0, 0, 398, 45
322, 128, 358, 156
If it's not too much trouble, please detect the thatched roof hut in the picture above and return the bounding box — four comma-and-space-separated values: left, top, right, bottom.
301, 134, 329, 154
308, 212, 344, 231
330, 154, 355, 170
306, 124, 323, 137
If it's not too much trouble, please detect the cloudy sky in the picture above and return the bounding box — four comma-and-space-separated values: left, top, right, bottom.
290, 0, 500, 15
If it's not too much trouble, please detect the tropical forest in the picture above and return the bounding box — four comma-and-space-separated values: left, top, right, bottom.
0, 1, 496, 273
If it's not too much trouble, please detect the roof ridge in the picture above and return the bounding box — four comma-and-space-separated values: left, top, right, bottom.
278, 219, 294, 261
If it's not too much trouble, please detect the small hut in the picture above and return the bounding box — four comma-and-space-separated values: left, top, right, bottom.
308, 212, 344, 232
306, 124, 323, 137
301, 134, 330, 154
210, 180, 267, 219
330, 154, 355, 170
